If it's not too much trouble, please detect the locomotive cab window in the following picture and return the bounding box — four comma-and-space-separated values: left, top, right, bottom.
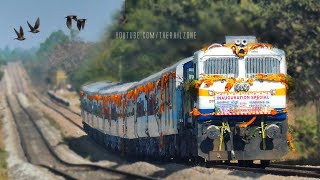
187, 68, 195, 80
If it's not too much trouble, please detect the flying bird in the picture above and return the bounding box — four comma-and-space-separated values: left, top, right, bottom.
27, 17, 40, 33
118, 14, 128, 25
76, 19, 86, 31
65, 15, 77, 29
14, 26, 25, 41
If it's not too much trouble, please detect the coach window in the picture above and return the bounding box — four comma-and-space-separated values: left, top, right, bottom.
126, 100, 134, 117
137, 101, 145, 117
147, 94, 156, 116
104, 106, 109, 119
111, 104, 118, 120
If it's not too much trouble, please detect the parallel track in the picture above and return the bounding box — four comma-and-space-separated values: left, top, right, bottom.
46, 92, 81, 116
31, 92, 83, 130
7, 95, 79, 180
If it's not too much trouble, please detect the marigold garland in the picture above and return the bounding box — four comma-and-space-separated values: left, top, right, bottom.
247, 78, 254, 86
81, 71, 291, 119
224, 43, 273, 57
81, 71, 176, 117
255, 73, 289, 89
190, 73, 291, 93
195, 74, 227, 88
225, 77, 236, 91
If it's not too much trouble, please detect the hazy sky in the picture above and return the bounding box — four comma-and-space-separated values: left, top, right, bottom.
0, 0, 123, 49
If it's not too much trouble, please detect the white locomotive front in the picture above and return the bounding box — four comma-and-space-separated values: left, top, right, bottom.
191, 36, 290, 164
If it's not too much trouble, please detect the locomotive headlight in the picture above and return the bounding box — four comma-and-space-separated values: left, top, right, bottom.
235, 39, 241, 46
265, 124, 281, 139
235, 83, 250, 92
234, 83, 241, 92
241, 39, 248, 46
243, 83, 250, 92
209, 90, 214, 96
270, 89, 276, 95
206, 125, 220, 139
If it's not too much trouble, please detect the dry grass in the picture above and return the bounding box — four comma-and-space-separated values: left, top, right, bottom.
284, 101, 319, 164
0, 115, 8, 180
43, 112, 64, 138
56, 89, 78, 99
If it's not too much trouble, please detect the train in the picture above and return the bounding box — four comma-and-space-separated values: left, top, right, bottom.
80, 36, 290, 167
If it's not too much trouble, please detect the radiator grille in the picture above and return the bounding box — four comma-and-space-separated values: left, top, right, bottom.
245, 57, 280, 78
204, 57, 238, 77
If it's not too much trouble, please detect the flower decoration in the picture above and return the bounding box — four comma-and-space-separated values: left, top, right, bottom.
247, 78, 254, 86
225, 77, 236, 91
196, 74, 227, 88
254, 73, 290, 89
224, 43, 273, 57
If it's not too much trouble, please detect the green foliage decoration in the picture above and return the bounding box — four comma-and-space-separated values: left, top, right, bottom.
183, 79, 199, 99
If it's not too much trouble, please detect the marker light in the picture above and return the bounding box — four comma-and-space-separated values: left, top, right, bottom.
270, 89, 276, 95
209, 90, 214, 96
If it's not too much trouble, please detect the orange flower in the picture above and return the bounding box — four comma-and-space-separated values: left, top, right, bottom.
127, 90, 134, 99
191, 107, 201, 118
95, 94, 102, 100
133, 89, 139, 100
247, 78, 254, 86
225, 77, 236, 91
270, 109, 277, 116
79, 91, 85, 97
103, 95, 109, 102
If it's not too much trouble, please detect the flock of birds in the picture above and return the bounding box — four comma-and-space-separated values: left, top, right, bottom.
14, 15, 87, 41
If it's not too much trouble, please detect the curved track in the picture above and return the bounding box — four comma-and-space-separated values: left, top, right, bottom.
7, 62, 156, 180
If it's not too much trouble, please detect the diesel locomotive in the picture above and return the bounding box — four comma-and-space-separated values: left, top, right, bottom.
80, 36, 290, 167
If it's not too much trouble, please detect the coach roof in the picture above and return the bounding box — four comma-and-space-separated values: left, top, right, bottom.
137, 56, 193, 86
81, 81, 114, 94
99, 82, 137, 95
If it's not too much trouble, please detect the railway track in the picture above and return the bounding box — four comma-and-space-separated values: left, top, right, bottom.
11, 62, 320, 179
7, 94, 156, 180
16, 63, 81, 117
47, 93, 81, 116
7, 63, 157, 180
203, 162, 320, 179
31, 92, 83, 130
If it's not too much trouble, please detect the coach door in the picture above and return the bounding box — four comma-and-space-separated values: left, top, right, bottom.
136, 93, 148, 138
183, 61, 195, 125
